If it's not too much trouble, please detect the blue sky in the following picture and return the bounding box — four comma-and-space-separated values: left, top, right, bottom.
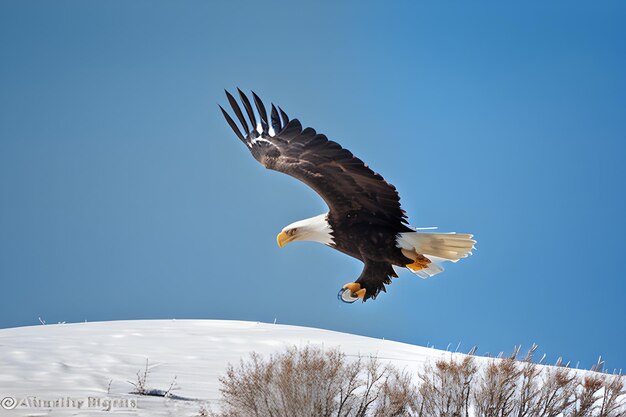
1, 1, 625, 371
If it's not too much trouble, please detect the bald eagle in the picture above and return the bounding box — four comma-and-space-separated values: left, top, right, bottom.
220, 89, 475, 303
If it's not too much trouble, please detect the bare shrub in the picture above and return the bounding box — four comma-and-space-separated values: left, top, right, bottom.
474, 350, 522, 417
213, 346, 414, 417
572, 375, 605, 417
415, 347, 625, 417
571, 373, 626, 417
127, 358, 180, 398
211, 345, 625, 417
597, 374, 626, 417
371, 367, 417, 417
128, 358, 151, 395
534, 362, 577, 416
416, 355, 477, 417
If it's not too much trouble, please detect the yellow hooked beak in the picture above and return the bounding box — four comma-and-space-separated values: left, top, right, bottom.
276, 231, 294, 248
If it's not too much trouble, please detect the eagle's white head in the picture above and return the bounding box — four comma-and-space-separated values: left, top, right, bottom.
276, 213, 334, 247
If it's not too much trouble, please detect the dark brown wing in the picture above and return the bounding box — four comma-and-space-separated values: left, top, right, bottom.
220, 89, 409, 230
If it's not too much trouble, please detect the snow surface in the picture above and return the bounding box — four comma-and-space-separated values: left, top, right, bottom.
0, 319, 467, 417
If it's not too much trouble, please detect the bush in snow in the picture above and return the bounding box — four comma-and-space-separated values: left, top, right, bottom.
416, 348, 625, 417
210, 346, 415, 417
416, 354, 477, 416
210, 345, 625, 417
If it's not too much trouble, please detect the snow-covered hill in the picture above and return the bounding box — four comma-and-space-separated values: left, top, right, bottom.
0, 319, 463, 416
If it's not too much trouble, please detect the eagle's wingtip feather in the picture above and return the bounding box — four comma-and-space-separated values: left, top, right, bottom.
219, 105, 247, 144
270, 103, 282, 134
225, 89, 250, 135
237, 88, 257, 131
251, 91, 269, 133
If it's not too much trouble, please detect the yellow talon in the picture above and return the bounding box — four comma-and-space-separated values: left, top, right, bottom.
343, 282, 362, 293
342, 283, 366, 300
406, 254, 432, 271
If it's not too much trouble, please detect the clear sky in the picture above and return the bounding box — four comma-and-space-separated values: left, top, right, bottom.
1, 1, 624, 371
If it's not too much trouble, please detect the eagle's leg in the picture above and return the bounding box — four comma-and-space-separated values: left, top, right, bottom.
403, 251, 432, 272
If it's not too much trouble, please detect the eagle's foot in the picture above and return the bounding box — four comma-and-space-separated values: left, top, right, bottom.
406, 254, 431, 272
337, 282, 366, 303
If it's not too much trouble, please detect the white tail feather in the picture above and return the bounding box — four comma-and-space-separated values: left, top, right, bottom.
397, 231, 476, 278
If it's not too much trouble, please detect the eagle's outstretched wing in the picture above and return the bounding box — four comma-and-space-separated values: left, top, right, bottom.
220, 89, 410, 230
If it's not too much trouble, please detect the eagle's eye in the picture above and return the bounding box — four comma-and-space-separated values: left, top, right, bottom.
288, 228, 297, 236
